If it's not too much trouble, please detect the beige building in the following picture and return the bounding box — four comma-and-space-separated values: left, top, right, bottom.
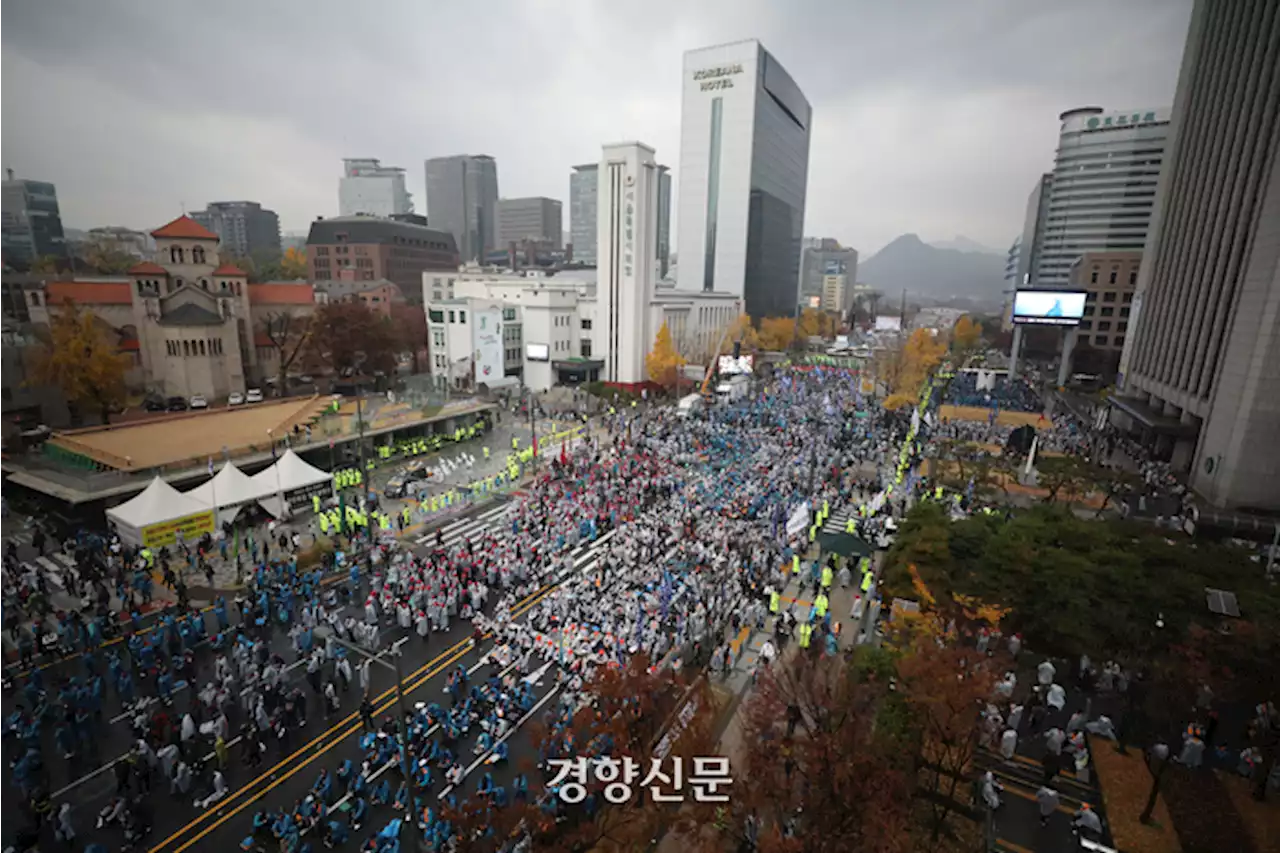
1069, 250, 1139, 357
29, 215, 317, 401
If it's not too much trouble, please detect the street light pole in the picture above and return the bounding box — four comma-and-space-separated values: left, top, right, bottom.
318, 632, 425, 843
353, 352, 369, 489
355, 383, 367, 480
528, 387, 538, 472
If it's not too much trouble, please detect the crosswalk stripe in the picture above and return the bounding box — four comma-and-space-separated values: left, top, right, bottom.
414, 504, 513, 546
822, 507, 854, 534
34, 557, 66, 588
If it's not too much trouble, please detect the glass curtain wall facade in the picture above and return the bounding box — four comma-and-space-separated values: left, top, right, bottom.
676, 40, 811, 319
425, 155, 499, 264
569, 164, 598, 264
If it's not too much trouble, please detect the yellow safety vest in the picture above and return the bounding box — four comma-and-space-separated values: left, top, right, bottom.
815, 594, 829, 617
792, 555, 800, 574
861, 572, 873, 592
798, 624, 812, 649
821, 567, 833, 589
769, 592, 780, 613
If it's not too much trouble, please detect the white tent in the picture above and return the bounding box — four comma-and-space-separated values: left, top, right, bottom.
251, 450, 332, 518
107, 476, 212, 545
184, 462, 271, 526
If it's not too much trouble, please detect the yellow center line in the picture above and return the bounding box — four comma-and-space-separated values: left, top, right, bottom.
148, 576, 561, 853
165, 642, 475, 853
995, 840, 1035, 853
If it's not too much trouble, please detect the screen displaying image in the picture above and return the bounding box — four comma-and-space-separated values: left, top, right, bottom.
525, 343, 549, 361
1013, 290, 1087, 325
718, 355, 755, 375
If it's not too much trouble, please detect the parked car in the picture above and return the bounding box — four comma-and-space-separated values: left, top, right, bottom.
298, 375, 314, 384
384, 462, 431, 498
166, 396, 188, 412
228, 391, 245, 406
189, 394, 208, 410
144, 396, 167, 412
245, 388, 264, 404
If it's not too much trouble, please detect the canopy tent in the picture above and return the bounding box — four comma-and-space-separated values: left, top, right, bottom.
106, 476, 215, 547
816, 530, 874, 559
251, 450, 332, 518
184, 462, 271, 526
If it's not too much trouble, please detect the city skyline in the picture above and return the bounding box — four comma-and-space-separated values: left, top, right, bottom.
1, 0, 1191, 257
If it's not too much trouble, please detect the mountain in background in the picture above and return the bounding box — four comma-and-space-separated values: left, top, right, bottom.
858, 233, 1005, 305
928, 235, 1003, 255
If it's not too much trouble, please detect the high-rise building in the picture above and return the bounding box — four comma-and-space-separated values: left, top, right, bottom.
569, 164, 598, 265
494, 197, 562, 250
192, 201, 282, 261
656, 166, 672, 279
1114, 0, 1280, 512
1015, 174, 1053, 287
598, 142, 660, 385
424, 155, 499, 264
2, 171, 68, 269
675, 39, 812, 319
1033, 108, 1170, 287
798, 239, 858, 314
338, 158, 413, 218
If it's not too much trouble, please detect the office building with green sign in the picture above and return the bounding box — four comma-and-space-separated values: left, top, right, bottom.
1033, 106, 1171, 288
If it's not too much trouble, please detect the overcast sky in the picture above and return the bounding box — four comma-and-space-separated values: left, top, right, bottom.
3, 0, 1192, 257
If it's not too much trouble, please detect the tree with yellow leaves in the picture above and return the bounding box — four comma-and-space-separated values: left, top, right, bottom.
757, 316, 799, 351
951, 314, 982, 353
646, 320, 685, 387
721, 312, 760, 353
798, 307, 838, 339
280, 246, 308, 279
29, 300, 132, 424
896, 328, 947, 396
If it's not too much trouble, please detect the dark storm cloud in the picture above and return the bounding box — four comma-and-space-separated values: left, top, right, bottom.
1, 0, 1192, 255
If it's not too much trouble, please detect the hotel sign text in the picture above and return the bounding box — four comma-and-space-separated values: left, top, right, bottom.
693, 63, 744, 91
1087, 112, 1159, 129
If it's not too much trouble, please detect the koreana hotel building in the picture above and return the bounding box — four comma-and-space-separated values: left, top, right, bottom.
675, 39, 812, 320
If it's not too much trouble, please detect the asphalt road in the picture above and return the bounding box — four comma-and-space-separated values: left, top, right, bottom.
1, 495, 528, 849
1, 486, 634, 853
183, 513, 621, 853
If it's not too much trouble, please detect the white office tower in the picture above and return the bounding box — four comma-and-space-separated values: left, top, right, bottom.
338, 158, 413, 218
675, 39, 811, 319
597, 141, 659, 385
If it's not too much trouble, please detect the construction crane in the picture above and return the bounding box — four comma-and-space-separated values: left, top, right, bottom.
700, 324, 747, 401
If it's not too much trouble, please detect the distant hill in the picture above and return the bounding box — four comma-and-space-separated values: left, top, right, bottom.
859, 233, 1005, 303
928, 235, 1002, 255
